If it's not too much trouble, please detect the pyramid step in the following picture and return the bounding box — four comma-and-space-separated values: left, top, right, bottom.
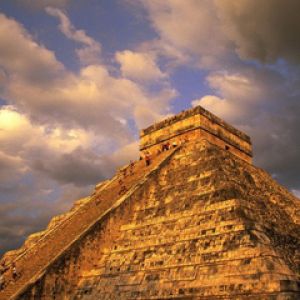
0, 147, 179, 300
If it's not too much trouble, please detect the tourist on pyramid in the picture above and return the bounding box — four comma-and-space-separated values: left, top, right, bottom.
0, 272, 4, 290
129, 160, 134, 175
119, 185, 127, 195
12, 263, 18, 281
145, 153, 151, 166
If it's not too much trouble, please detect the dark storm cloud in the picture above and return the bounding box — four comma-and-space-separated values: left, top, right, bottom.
32, 147, 111, 186
0, 180, 91, 256
194, 63, 300, 191
251, 95, 300, 188
215, 0, 300, 63
0, 202, 50, 255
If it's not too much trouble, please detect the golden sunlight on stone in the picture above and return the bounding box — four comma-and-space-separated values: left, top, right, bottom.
0, 105, 299, 300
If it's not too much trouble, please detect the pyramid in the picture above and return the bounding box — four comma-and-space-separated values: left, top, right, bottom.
0, 106, 299, 300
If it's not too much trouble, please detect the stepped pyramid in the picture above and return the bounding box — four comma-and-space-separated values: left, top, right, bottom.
0, 106, 299, 300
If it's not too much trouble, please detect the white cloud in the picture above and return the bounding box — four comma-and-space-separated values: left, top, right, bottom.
116, 50, 166, 82
0, 105, 138, 188
0, 107, 90, 151
110, 141, 139, 163
0, 106, 93, 166
0, 11, 178, 190
191, 72, 266, 124
0, 10, 177, 255
292, 190, 300, 198
192, 95, 238, 122
0, 12, 176, 141
0, 106, 97, 252
0, 13, 64, 85
45, 7, 101, 65
138, 0, 230, 68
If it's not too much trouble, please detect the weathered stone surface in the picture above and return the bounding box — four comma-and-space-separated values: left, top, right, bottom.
0, 106, 299, 300
140, 105, 252, 163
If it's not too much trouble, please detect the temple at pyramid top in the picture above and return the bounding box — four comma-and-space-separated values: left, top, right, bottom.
140, 105, 253, 163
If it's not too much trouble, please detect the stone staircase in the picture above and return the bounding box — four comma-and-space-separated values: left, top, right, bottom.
0, 147, 179, 300
0, 196, 93, 268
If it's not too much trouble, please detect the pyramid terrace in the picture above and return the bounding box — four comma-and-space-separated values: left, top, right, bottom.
140, 105, 253, 163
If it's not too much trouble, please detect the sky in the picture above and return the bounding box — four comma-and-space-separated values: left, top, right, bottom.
0, 0, 299, 255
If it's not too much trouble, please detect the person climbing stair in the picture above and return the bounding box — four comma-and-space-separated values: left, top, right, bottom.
145, 153, 151, 166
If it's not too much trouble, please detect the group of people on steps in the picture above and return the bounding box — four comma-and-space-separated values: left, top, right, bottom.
143, 138, 181, 167
0, 261, 19, 290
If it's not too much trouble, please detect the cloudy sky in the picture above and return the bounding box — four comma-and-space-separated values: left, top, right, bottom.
0, 0, 299, 255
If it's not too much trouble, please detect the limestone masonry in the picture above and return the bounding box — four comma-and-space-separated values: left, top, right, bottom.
140, 105, 252, 163
0, 105, 299, 300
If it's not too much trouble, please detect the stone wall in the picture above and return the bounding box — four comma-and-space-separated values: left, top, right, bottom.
140, 106, 252, 163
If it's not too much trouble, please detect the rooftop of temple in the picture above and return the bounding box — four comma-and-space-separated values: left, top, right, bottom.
140, 105, 253, 163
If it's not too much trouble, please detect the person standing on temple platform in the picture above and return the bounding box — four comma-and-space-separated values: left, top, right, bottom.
12, 263, 18, 281
0, 262, 5, 276
129, 160, 134, 175
95, 196, 102, 206
119, 185, 127, 195
145, 152, 151, 166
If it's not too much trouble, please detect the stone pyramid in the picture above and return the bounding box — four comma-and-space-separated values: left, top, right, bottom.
0, 106, 299, 300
